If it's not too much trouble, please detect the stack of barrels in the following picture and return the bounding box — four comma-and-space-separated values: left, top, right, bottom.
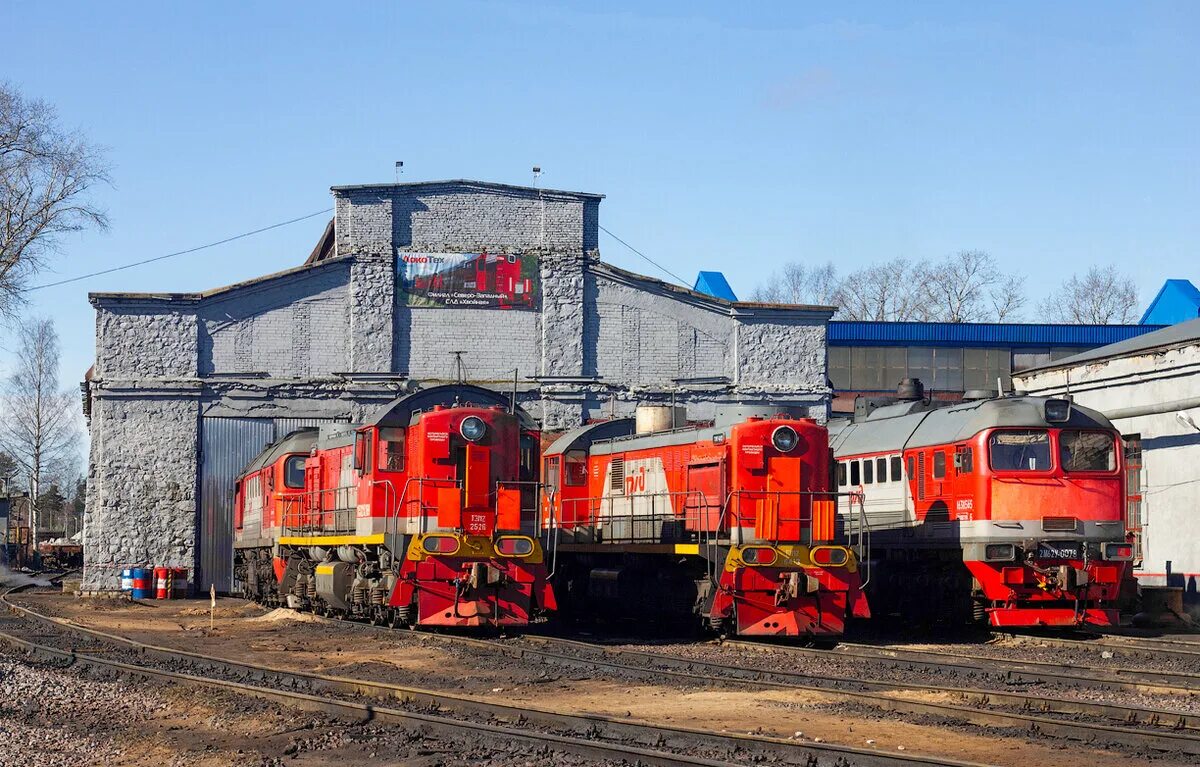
120, 567, 189, 599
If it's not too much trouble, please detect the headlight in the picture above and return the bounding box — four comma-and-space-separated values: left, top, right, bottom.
741, 547, 778, 565
460, 416, 487, 442
495, 536, 535, 557
1044, 398, 1072, 422
771, 425, 799, 452
1103, 542, 1134, 561
984, 543, 1017, 562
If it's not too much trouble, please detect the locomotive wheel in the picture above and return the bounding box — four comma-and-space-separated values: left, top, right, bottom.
369, 607, 382, 626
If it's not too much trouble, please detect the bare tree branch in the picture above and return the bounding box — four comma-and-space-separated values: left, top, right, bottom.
1038, 266, 1139, 324
1, 83, 109, 317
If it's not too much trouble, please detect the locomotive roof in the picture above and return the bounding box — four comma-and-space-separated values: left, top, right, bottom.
363, 384, 537, 430
239, 428, 319, 476
828, 395, 1115, 456
543, 419, 636, 456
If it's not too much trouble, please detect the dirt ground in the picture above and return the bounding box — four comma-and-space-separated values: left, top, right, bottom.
11, 591, 1198, 767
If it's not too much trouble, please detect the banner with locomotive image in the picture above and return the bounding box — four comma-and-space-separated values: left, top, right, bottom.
397, 250, 539, 309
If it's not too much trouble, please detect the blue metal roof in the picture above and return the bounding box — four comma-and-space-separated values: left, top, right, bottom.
1139, 279, 1200, 325
693, 271, 738, 302
828, 321, 1164, 348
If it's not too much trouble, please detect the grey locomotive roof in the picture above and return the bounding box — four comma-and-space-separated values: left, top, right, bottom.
828, 396, 1115, 456
543, 419, 635, 456
240, 428, 318, 476
363, 384, 537, 430
1021, 317, 1200, 374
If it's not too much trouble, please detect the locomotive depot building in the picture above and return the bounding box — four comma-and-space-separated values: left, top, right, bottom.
82, 179, 834, 592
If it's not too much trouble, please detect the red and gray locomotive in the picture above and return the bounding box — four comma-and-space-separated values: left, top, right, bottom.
542, 407, 871, 639
828, 380, 1132, 628
234, 385, 554, 628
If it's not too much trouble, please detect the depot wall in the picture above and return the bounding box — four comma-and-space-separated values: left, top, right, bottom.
85, 180, 832, 591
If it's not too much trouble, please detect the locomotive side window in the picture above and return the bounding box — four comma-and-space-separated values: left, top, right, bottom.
876, 457, 888, 483
564, 450, 588, 486
849, 460, 860, 485
284, 456, 306, 488
863, 459, 874, 484
837, 462, 847, 486
377, 427, 406, 472
989, 430, 1051, 471
955, 446, 974, 474
891, 456, 903, 482
1060, 431, 1116, 472
545, 456, 561, 492
906, 456, 914, 480
932, 451, 946, 479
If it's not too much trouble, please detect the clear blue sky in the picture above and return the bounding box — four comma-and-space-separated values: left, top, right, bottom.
3, 1, 1198, 391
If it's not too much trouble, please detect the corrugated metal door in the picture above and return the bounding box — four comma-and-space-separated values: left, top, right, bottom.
198, 417, 337, 593
199, 418, 273, 594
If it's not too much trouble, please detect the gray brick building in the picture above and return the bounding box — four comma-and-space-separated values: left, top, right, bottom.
84, 179, 833, 591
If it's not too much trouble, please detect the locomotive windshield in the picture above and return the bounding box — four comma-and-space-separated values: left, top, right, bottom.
284, 456, 306, 488
1059, 430, 1116, 472
988, 430, 1051, 471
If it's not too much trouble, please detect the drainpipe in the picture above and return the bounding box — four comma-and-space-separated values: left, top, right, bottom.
1103, 395, 1200, 421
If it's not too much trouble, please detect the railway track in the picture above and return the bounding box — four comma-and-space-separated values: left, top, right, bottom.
994, 632, 1200, 664
0, 590, 977, 767
729, 639, 1200, 693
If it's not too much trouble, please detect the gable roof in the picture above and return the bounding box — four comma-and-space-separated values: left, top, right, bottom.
1139, 278, 1200, 325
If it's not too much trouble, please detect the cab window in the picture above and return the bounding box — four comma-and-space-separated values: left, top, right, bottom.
283, 456, 306, 488
863, 459, 874, 484
1060, 430, 1116, 472
850, 460, 860, 485
932, 451, 946, 479
564, 450, 588, 486
989, 430, 1051, 471
545, 456, 561, 492
891, 456, 903, 481
377, 427, 405, 471
837, 462, 847, 486
876, 457, 887, 482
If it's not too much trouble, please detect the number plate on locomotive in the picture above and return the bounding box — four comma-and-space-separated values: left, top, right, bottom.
1037, 542, 1081, 560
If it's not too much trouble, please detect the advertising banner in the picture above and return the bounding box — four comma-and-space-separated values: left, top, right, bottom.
397, 250, 538, 309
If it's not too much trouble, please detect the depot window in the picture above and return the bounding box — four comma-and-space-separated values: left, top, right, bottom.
283, 456, 306, 489
989, 430, 1051, 472
377, 427, 406, 472
564, 450, 588, 486
1060, 431, 1116, 472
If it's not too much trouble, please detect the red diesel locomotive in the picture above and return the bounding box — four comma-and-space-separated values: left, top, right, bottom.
542, 408, 870, 639
828, 381, 1132, 628
234, 385, 554, 628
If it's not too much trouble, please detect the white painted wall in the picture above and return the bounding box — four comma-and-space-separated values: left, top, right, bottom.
1015, 343, 1200, 594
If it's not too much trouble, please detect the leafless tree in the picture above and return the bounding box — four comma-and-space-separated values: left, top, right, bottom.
1, 83, 108, 315
832, 257, 933, 321
0, 317, 81, 553
750, 261, 840, 305
1038, 266, 1139, 324
919, 250, 1027, 323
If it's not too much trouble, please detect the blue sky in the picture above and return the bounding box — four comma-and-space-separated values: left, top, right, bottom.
2, 1, 1198, 389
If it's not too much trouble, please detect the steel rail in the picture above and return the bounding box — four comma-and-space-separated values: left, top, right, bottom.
992, 632, 1200, 662
0, 594, 977, 767
818, 640, 1200, 692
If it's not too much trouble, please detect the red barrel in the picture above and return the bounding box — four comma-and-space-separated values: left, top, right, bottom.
170, 567, 189, 598
154, 567, 171, 599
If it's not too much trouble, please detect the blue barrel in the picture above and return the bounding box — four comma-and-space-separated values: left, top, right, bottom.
130, 567, 153, 599
119, 568, 135, 591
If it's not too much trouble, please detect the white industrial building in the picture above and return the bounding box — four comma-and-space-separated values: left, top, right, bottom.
1014, 318, 1200, 610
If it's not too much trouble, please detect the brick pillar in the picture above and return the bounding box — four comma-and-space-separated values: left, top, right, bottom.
540, 251, 585, 378
349, 253, 395, 373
